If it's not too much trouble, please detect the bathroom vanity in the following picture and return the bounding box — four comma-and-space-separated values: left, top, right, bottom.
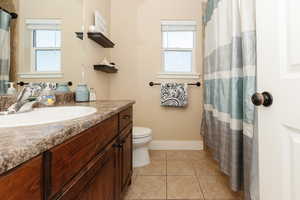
0, 101, 134, 200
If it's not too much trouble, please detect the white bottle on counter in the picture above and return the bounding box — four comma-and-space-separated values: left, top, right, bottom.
6, 82, 17, 95
89, 88, 96, 102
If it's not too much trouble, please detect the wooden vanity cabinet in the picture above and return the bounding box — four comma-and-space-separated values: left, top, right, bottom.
0, 106, 133, 200
52, 108, 133, 200
53, 106, 133, 200
0, 155, 43, 200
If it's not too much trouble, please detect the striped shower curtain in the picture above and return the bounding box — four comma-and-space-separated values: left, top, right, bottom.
202, 0, 257, 199
0, 10, 12, 94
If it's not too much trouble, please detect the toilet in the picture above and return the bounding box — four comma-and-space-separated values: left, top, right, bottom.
133, 127, 152, 168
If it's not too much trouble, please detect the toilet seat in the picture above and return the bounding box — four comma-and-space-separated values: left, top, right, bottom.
133, 136, 152, 144
133, 127, 152, 139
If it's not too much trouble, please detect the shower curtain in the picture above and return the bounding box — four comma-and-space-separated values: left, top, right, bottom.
0, 10, 12, 94
202, 0, 257, 200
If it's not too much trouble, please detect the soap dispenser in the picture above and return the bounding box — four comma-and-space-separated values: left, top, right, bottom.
6, 82, 17, 95
39, 82, 56, 106
75, 84, 90, 102
75, 65, 90, 102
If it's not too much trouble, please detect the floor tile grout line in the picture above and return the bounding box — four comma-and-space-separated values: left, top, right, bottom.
166, 174, 168, 199
136, 175, 167, 177
192, 154, 206, 200
194, 172, 206, 200
166, 152, 168, 199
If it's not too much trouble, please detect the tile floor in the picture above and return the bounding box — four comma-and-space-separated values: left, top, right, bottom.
125, 150, 243, 200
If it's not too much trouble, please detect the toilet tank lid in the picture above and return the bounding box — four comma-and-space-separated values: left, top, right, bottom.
133, 127, 152, 138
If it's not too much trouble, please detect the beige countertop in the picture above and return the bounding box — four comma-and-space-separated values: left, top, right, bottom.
0, 100, 135, 175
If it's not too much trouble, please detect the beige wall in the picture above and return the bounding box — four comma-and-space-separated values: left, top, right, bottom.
17, 0, 111, 99
109, 0, 205, 141
14, 0, 205, 141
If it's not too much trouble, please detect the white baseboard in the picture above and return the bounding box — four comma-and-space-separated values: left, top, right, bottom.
149, 140, 204, 150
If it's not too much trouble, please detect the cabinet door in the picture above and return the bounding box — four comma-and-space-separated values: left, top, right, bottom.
77, 145, 116, 200
50, 116, 118, 199
58, 142, 118, 200
120, 125, 133, 191
0, 156, 43, 200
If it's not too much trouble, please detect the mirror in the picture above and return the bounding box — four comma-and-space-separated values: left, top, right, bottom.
0, 0, 84, 94
0, 0, 112, 101
0, 0, 18, 94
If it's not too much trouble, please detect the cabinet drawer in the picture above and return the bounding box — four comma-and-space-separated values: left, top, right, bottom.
0, 156, 43, 200
50, 115, 118, 198
119, 107, 132, 131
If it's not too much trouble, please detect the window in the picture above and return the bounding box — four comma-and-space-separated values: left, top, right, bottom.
160, 20, 199, 79
20, 19, 62, 78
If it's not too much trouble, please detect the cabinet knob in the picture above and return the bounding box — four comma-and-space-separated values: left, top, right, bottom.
122, 115, 131, 120
113, 143, 123, 148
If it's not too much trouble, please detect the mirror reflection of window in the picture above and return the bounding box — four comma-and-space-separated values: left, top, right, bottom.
26, 19, 62, 73
33, 30, 61, 72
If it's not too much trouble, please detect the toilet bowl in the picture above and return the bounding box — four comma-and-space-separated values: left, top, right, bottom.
133, 127, 152, 168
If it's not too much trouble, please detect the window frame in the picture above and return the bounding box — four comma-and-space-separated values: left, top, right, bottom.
19, 19, 63, 79
159, 20, 199, 79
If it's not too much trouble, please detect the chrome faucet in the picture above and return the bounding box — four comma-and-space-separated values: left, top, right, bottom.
5, 85, 43, 114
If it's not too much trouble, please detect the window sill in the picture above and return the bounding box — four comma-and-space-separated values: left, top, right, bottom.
18, 72, 63, 79
157, 72, 200, 79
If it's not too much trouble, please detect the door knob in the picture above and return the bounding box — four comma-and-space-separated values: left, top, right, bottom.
251, 92, 273, 107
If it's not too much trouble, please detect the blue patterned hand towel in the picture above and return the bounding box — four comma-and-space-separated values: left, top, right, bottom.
160, 83, 188, 107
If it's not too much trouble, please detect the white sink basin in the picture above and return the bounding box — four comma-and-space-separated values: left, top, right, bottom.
0, 106, 97, 128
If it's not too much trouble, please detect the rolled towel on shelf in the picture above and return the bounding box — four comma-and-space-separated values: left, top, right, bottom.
160, 82, 188, 107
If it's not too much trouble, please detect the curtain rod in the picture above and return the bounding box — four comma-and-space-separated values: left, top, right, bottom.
0, 7, 18, 19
